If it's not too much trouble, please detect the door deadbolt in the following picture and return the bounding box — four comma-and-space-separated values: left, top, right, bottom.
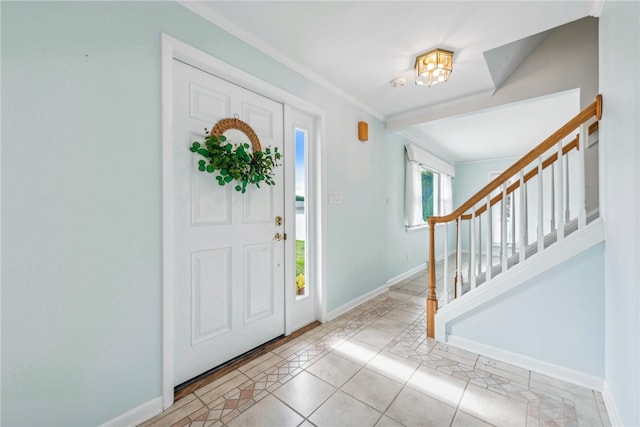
275, 216, 283, 226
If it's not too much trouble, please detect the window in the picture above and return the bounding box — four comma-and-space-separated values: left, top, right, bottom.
295, 128, 308, 299
421, 168, 440, 221
405, 144, 454, 229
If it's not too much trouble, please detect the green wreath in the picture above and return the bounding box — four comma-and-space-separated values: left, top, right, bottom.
189, 134, 281, 193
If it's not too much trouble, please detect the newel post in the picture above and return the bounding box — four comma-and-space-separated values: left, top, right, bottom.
427, 217, 438, 338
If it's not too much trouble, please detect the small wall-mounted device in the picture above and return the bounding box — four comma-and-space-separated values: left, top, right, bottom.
358, 121, 368, 142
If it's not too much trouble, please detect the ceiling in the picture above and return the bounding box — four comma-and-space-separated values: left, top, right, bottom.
182, 1, 598, 163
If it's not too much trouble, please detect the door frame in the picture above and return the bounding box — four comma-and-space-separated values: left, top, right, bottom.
160, 33, 326, 409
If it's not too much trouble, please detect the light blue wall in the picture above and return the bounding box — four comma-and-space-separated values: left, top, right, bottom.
384, 133, 456, 281
325, 114, 388, 310
599, 1, 640, 425
1, 2, 387, 425
384, 133, 430, 279
453, 157, 518, 251
449, 243, 605, 377
454, 158, 519, 207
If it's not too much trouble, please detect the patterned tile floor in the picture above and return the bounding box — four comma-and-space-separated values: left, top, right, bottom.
142, 272, 610, 427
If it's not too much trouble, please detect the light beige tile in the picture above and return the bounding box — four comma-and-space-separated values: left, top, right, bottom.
407, 364, 467, 407
476, 356, 529, 383
431, 342, 479, 365
374, 415, 404, 427
226, 394, 303, 427
386, 291, 412, 302
306, 352, 363, 388
195, 369, 249, 400
196, 370, 250, 403
141, 394, 204, 427
272, 371, 336, 417
452, 410, 496, 427
352, 327, 396, 349
139, 394, 197, 426
530, 372, 596, 400
383, 308, 420, 325
238, 352, 285, 378
573, 395, 606, 427
366, 350, 420, 384
273, 338, 311, 358
385, 386, 456, 427
369, 317, 409, 336
342, 367, 403, 412
333, 338, 379, 364
458, 383, 527, 426
402, 294, 426, 307
309, 390, 382, 427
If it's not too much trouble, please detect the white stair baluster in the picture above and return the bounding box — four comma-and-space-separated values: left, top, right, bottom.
565, 153, 571, 222
511, 187, 516, 256
537, 156, 544, 254
470, 207, 476, 290
578, 123, 587, 228
478, 214, 482, 276
501, 183, 508, 273
550, 165, 556, 231
486, 195, 492, 282
556, 140, 565, 241
456, 217, 462, 298
467, 218, 472, 284
519, 170, 526, 263
443, 222, 448, 305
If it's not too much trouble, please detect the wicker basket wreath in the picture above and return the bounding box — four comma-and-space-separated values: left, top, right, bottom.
189, 117, 281, 193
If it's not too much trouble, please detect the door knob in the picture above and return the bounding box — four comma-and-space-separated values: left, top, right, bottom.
273, 232, 287, 241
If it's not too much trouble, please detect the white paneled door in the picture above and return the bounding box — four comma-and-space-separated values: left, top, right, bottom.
172, 60, 285, 385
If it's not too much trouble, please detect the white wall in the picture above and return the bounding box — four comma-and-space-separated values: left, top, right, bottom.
599, 1, 640, 425
1, 2, 388, 425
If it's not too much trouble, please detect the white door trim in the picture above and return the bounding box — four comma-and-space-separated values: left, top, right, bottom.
161, 33, 326, 409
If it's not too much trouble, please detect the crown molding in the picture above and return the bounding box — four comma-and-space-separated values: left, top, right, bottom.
178, 1, 384, 122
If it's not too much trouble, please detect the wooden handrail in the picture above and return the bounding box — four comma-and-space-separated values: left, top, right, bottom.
426, 95, 602, 338
458, 122, 598, 220
460, 137, 583, 220
427, 95, 601, 229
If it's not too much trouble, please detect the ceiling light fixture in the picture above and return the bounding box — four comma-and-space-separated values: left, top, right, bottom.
415, 48, 454, 87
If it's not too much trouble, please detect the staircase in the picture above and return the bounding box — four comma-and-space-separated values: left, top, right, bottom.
426, 95, 603, 340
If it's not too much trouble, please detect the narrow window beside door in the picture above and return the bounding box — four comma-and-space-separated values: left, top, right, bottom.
295, 128, 308, 299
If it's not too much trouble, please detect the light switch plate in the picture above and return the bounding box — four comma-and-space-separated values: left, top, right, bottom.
328, 192, 342, 204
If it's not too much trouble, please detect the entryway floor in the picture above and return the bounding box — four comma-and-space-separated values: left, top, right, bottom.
141, 277, 610, 427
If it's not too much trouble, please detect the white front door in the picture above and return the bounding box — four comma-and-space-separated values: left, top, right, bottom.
172, 59, 285, 385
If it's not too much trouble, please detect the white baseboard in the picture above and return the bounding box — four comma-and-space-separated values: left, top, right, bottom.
447, 335, 604, 391
386, 264, 426, 287
98, 397, 163, 427
601, 382, 624, 426
327, 283, 388, 321
386, 249, 460, 288
436, 248, 459, 263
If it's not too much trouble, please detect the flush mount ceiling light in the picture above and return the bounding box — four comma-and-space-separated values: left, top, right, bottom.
415, 49, 454, 87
